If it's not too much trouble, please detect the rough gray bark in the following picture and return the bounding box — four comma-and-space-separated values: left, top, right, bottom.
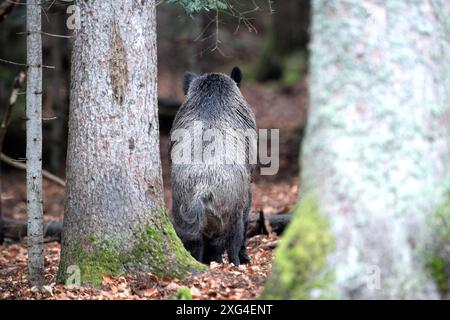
58, 0, 203, 285
26, 0, 44, 287
263, 0, 450, 299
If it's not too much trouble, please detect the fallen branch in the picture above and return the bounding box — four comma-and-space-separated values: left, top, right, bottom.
259, 240, 279, 250
1, 153, 65, 187
1, 217, 62, 243
247, 210, 291, 237
1, 209, 291, 245
265, 213, 291, 235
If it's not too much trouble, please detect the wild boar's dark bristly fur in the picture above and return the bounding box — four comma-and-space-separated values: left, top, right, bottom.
169, 67, 257, 265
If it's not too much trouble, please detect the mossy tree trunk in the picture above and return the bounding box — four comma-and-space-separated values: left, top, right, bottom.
263, 0, 450, 299
58, 0, 204, 285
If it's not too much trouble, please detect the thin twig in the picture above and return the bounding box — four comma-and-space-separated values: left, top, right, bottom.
209, 3, 229, 56
194, 15, 216, 42
0, 153, 65, 187
0, 57, 28, 67
42, 116, 57, 121
0, 57, 55, 69
17, 30, 73, 38
6, 0, 41, 6
43, 0, 56, 11
193, 0, 267, 56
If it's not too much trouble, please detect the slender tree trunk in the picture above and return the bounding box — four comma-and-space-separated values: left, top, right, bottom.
58, 0, 204, 285
263, 0, 450, 299
26, 0, 44, 287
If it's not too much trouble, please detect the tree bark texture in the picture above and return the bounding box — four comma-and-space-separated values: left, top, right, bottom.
263, 0, 450, 299
58, 0, 204, 285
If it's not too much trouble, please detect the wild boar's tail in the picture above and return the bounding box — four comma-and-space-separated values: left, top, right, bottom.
180, 195, 206, 239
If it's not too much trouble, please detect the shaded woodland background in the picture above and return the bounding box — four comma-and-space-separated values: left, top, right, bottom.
0, 0, 308, 222
2, 0, 450, 300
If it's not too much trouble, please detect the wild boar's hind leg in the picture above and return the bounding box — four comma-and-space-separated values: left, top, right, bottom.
203, 238, 224, 264
184, 238, 205, 262
238, 191, 252, 264
226, 218, 245, 265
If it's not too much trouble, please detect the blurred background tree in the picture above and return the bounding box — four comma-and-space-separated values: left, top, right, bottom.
253, 0, 310, 87
263, 0, 450, 299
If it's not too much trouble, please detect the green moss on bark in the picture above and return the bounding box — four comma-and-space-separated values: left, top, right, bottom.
129, 209, 205, 278
73, 236, 124, 285
427, 257, 449, 294
57, 235, 125, 285
260, 195, 335, 299
425, 192, 450, 295
57, 208, 205, 285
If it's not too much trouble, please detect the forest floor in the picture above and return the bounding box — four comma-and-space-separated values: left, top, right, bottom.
0, 79, 307, 300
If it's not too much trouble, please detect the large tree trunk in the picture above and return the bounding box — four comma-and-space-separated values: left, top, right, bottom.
58, 0, 204, 285
263, 1, 450, 299
26, 0, 44, 287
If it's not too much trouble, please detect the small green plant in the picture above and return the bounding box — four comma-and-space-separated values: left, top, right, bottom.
170, 286, 193, 300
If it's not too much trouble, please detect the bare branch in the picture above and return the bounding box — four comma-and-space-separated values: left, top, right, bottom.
42, 116, 57, 121
6, 0, 40, 6
0, 57, 29, 67
1, 153, 65, 187
0, 57, 55, 69
17, 30, 73, 38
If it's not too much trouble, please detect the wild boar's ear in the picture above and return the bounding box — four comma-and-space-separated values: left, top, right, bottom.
183, 72, 198, 96
230, 66, 242, 88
